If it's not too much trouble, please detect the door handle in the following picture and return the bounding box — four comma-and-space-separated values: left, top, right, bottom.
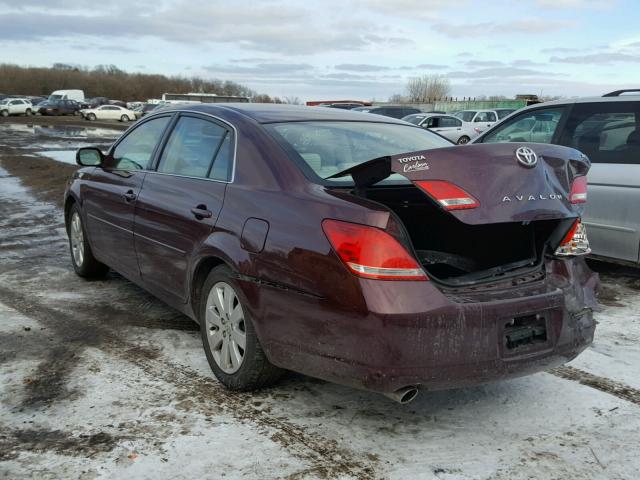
191, 206, 212, 220
123, 190, 137, 202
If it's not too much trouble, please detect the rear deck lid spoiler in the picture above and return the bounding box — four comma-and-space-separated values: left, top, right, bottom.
328, 143, 590, 225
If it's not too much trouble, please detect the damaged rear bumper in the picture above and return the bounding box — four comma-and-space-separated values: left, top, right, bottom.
254, 257, 599, 395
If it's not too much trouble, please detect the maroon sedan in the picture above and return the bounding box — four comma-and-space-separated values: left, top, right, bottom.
65, 104, 598, 403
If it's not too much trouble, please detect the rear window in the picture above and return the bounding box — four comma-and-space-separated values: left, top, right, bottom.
496, 109, 515, 119
265, 121, 450, 185
559, 102, 640, 164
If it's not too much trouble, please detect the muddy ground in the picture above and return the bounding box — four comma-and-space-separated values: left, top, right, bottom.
1, 117, 639, 479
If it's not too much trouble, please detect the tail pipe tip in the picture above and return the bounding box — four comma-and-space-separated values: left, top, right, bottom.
383, 385, 419, 404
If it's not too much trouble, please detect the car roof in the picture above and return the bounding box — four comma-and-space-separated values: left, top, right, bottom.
157, 103, 409, 124
526, 93, 640, 107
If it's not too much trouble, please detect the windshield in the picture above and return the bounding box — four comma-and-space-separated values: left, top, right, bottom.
455, 111, 476, 122
49, 94, 63, 100
0, 99, 8, 105
265, 121, 451, 184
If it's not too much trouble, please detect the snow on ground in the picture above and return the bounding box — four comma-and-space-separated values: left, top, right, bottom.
1, 126, 640, 479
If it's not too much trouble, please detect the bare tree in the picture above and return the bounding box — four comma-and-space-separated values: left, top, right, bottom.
405, 74, 451, 103
283, 96, 302, 105
388, 93, 408, 104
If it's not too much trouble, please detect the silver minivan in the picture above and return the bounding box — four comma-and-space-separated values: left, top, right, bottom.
473, 90, 640, 266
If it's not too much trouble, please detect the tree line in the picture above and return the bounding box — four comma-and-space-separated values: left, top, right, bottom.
0, 63, 284, 102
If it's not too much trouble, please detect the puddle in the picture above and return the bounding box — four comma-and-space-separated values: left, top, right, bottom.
36, 151, 77, 165
0, 123, 121, 165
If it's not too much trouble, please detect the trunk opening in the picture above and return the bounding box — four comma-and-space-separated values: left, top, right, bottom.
359, 185, 568, 286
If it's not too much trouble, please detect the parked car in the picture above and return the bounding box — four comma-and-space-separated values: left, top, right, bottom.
453, 109, 504, 135
65, 104, 597, 403
81, 105, 136, 122
37, 99, 80, 116
48, 89, 85, 102
326, 103, 365, 110
473, 89, 640, 266
0, 98, 33, 116
352, 105, 422, 119
402, 113, 478, 144
84, 97, 109, 108
133, 103, 158, 119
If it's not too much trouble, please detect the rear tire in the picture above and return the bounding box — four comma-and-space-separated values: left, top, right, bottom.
199, 265, 283, 391
457, 135, 470, 144
67, 204, 109, 278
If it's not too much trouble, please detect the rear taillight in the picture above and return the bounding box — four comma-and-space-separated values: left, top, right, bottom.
570, 176, 587, 204
321, 219, 427, 281
414, 180, 479, 210
555, 219, 591, 256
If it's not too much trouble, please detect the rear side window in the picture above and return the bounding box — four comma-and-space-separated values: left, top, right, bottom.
157, 116, 232, 179
559, 102, 640, 164
112, 116, 171, 170
481, 108, 565, 144
440, 117, 462, 128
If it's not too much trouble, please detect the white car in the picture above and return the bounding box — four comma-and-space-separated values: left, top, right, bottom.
81, 105, 136, 122
402, 113, 478, 144
453, 108, 517, 135
0, 98, 33, 117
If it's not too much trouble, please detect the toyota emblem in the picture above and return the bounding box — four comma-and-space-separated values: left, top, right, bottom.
515, 146, 538, 168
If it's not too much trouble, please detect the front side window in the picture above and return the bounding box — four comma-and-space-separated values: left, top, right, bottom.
404, 115, 424, 125
481, 107, 565, 144
157, 116, 230, 179
111, 116, 171, 170
265, 121, 451, 184
475, 112, 496, 122
455, 111, 476, 122
559, 102, 640, 164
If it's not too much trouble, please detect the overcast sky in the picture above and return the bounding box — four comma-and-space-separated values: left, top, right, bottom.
1, 0, 639, 101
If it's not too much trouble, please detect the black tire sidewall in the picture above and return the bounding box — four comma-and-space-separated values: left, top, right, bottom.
199, 265, 263, 389
458, 136, 470, 144
67, 204, 107, 278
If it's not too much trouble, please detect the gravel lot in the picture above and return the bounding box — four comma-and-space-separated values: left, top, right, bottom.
1, 118, 639, 480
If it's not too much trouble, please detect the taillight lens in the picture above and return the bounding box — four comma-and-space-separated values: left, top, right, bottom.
555, 219, 591, 256
321, 219, 427, 281
414, 180, 479, 210
570, 176, 587, 204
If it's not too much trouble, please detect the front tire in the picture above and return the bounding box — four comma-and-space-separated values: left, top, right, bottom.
120, 115, 130, 122
457, 135, 471, 144
25, 109, 32, 116
67, 205, 109, 278
87, 113, 96, 121
200, 265, 283, 391
0, 110, 8, 117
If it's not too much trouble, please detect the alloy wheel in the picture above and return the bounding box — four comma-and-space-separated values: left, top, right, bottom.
70, 212, 84, 267
205, 282, 246, 374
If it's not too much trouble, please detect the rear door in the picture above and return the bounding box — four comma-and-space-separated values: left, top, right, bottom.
558, 101, 640, 263
432, 116, 463, 142
133, 113, 234, 303
81, 115, 173, 278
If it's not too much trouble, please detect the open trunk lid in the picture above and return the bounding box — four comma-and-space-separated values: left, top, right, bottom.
331, 143, 590, 224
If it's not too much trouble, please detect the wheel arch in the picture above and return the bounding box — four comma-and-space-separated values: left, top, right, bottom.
190, 255, 229, 323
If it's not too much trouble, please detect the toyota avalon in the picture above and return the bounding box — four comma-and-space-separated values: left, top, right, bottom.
65, 104, 598, 403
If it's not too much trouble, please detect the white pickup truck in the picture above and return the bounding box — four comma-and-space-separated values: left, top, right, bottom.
0, 98, 33, 116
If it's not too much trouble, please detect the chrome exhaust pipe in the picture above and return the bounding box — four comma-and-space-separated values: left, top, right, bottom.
383, 385, 419, 404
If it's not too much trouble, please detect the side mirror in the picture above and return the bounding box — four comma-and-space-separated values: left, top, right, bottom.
76, 147, 103, 166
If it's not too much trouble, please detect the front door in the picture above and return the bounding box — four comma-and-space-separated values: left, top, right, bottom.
134, 113, 234, 302
82, 115, 173, 278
